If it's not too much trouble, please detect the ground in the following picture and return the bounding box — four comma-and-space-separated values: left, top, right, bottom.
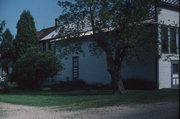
0, 89, 179, 119
0, 101, 178, 119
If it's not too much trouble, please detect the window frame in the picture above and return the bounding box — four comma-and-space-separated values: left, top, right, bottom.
160, 25, 179, 54
170, 28, 177, 54
161, 26, 169, 53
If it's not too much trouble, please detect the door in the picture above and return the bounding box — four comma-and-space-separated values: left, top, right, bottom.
171, 60, 179, 88
72, 56, 79, 81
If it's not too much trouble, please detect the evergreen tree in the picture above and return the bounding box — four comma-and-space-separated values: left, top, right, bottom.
12, 11, 62, 89
0, 21, 5, 42
13, 10, 38, 59
0, 29, 13, 77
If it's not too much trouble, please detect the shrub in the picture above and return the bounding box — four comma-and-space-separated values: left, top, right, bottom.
12, 47, 62, 89
123, 78, 157, 90
7, 82, 18, 89
0, 81, 9, 93
72, 80, 86, 86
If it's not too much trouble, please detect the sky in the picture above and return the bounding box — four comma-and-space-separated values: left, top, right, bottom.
0, 0, 62, 36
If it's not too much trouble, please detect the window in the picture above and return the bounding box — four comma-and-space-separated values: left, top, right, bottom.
160, 26, 178, 54
42, 42, 46, 51
48, 41, 56, 54
48, 41, 51, 50
170, 28, 177, 54
161, 26, 168, 53
172, 64, 179, 74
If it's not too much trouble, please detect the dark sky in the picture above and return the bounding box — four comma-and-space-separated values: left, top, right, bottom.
0, 0, 62, 36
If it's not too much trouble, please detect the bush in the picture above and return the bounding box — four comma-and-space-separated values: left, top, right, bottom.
123, 78, 157, 90
7, 82, 18, 89
12, 47, 62, 89
72, 80, 86, 86
0, 81, 9, 93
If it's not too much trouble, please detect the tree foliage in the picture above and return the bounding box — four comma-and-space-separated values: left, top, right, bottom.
13, 10, 38, 60
57, 0, 158, 94
12, 47, 62, 89
0, 29, 14, 75
10, 10, 62, 89
0, 21, 5, 42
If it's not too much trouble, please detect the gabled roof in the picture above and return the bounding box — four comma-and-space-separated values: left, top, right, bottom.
37, 26, 58, 39
37, 18, 156, 42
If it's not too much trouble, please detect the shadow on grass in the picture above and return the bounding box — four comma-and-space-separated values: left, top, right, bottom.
6, 86, 179, 97
7, 87, 113, 96
0, 88, 178, 109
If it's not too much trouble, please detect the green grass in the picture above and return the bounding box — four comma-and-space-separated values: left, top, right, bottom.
0, 89, 179, 110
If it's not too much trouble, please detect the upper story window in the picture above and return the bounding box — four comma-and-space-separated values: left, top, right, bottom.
170, 28, 177, 54
50, 41, 56, 54
160, 25, 179, 54
42, 42, 47, 51
42, 41, 56, 53
161, 26, 168, 53
172, 63, 179, 74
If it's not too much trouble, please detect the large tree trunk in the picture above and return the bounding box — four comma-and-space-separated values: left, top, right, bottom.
109, 67, 126, 94
94, 35, 127, 94
90, 15, 127, 94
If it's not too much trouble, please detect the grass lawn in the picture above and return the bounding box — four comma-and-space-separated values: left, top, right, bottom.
0, 89, 179, 110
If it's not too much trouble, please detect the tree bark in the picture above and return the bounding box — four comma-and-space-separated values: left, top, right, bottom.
93, 33, 127, 94
110, 70, 126, 94
89, 6, 126, 94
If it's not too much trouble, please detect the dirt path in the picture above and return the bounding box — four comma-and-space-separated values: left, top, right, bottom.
0, 102, 179, 119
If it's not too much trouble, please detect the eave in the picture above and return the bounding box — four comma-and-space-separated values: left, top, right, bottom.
157, 1, 180, 11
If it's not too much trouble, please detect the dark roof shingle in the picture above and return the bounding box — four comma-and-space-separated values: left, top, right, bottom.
37, 26, 58, 39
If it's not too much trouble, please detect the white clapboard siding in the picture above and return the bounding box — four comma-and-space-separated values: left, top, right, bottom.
157, 7, 179, 89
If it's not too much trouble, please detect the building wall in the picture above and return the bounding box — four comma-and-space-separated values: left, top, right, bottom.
158, 8, 179, 26
157, 8, 179, 89
51, 41, 112, 85
43, 40, 156, 86
158, 55, 179, 89
121, 58, 156, 81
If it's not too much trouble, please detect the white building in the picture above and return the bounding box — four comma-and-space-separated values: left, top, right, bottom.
157, 0, 179, 88
37, 0, 179, 89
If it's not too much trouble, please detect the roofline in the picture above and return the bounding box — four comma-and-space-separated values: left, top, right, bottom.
39, 36, 59, 42
39, 19, 158, 43
37, 26, 58, 32
157, 1, 180, 11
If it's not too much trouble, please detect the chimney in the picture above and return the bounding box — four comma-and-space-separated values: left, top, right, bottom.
55, 18, 60, 26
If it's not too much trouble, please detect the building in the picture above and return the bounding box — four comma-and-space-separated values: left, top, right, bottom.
30, 0, 180, 89
156, 0, 179, 88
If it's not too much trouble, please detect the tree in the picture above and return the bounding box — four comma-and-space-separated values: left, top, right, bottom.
0, 29, 13, 77
0, 21, 5, 41
0, 21, 10, 93
12, 10, 62, 89
57, 0, 158, 94
13, 10, 38, 60
12, 46, 62, 89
